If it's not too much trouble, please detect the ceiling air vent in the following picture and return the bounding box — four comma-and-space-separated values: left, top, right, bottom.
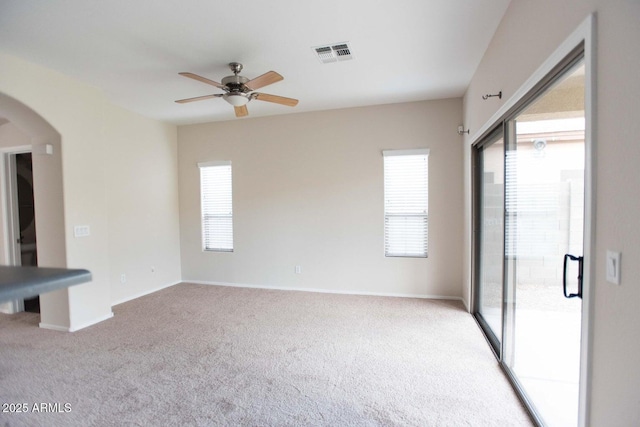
312, 42, 353, 63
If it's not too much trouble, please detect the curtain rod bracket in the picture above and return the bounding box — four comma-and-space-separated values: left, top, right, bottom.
482, 91, 502, 100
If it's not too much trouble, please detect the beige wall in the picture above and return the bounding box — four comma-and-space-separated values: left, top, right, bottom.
179, 100, 464, 298
0, 54, 181, 330
104, 104, 181, 305
463, 0, 640, 424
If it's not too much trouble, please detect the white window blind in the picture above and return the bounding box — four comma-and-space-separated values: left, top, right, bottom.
383, 149, 429, 257
198, 161, 233, 252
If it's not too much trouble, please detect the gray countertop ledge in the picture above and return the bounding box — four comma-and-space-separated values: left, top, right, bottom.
0, 266, 92, 303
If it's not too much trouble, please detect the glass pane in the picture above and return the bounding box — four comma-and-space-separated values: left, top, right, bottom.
505, 61, 585, 427
477, 134, 505, 348
201, 165, 234, 251
383, 153, 429, 257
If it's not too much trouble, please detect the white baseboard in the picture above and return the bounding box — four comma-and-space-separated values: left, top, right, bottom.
183, 279, 463, 302
461, 297, 470, 312
69, 312, 114, 332
111, 281, 181, 307
39, 322, 70, 332
39, 311, 115, 333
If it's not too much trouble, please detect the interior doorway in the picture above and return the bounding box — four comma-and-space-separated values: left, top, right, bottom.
15, 152, 40, 311
2, 149, 39, 312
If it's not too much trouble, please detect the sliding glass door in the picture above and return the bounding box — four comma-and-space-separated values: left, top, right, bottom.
474, 130, 504, 355
474, 54, 587, 427
504, 60, 585, 427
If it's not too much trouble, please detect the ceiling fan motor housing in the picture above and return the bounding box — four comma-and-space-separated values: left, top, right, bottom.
221, 65, 252, 106
221, 75, 250, 93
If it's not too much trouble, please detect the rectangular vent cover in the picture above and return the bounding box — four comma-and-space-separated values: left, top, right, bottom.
313, 42, 353, 63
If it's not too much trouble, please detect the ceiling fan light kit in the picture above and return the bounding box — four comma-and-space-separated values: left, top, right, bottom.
176, 62, 298, 118
223, 93, 250, 107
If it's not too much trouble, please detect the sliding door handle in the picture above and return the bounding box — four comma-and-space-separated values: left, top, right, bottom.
563, 254, 583, 299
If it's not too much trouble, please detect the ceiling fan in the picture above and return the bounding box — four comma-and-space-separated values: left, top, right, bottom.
175, 62, 299, 118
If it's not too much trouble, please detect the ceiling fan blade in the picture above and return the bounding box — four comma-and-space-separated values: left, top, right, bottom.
253, 93, 299, 107
179, 72, 226, 90
245, 71, 283, 90
234, 105, 248, 117
175, 94, 222, 104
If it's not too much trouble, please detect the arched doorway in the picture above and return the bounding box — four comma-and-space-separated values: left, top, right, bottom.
0, 92, 70, 328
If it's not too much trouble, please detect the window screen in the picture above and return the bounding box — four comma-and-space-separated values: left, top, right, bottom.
383, 149, 429, 257
198, 161, 233, 252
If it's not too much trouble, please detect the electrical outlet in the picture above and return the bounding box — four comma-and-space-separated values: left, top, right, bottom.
74, 225, 90, 237
295, 266, 302, 274
120, 274, 126, 284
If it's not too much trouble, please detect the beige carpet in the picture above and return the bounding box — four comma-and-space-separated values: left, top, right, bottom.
0, 283, 532, 426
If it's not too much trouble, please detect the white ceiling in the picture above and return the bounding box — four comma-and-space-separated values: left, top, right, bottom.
0, 0, 511, 125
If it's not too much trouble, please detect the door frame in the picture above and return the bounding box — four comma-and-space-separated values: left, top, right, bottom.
470, 14, 595, 427
0, 144, 33, 313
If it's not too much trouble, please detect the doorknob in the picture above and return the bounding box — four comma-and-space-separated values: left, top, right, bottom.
563, 254, 583, 299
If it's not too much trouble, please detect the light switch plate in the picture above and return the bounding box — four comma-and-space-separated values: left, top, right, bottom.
606, 250, 621, 285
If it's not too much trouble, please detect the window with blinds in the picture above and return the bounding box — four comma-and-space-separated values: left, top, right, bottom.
383, 149, 429, 257
198, 161, 233, 252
